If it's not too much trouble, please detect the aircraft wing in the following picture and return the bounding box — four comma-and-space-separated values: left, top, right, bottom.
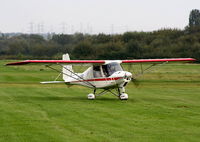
6, 60, 105, 65
6, 58, 196, 66
121, 58, 196, 63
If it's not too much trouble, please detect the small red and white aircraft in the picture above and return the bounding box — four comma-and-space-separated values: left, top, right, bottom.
6, 54, 196, 100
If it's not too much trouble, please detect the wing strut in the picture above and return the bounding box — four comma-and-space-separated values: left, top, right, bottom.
60, 64, 96, 88
45, 64, 96, 88
132, 61, 168, 79
54, 73, 62, 81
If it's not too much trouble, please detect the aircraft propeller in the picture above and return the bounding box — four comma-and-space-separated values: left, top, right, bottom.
131, 77, 141, 87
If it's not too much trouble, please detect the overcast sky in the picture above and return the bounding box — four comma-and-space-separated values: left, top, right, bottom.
0, 0, 200, 34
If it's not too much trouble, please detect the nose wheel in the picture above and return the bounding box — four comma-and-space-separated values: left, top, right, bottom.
119, 93, 128, 100
118, 87, 128, 100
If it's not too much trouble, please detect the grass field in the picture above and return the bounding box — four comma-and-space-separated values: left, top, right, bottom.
0, 60, 200, 142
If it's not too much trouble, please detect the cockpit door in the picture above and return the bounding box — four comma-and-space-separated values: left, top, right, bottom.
93, 66, 103, 78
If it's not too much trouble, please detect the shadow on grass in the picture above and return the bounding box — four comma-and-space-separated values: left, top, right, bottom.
6, 95, 135, 102
140, 97, 177, 103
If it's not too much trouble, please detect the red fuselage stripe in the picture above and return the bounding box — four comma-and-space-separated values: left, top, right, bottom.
72, 77, 123, 82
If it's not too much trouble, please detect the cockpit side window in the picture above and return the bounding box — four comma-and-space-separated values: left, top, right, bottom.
93, 66, 102, 78
102, 63, 123, 77
102, 65, 109, 77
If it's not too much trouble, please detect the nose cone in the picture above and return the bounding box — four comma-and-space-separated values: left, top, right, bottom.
124, 71, 132, 81
125, 72, 132, 78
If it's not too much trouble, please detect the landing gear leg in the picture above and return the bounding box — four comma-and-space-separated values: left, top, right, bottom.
87, 87, 128, 100
118, 87, 128, 100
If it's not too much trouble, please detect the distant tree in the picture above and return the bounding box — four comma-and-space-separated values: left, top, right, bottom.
97, 42, 125, 59
189, 9, 200, 27
72, 41, 95, 59
92, 33, 111, 43
0, 25, 200, 61
125, 40, 142, 58
122, 32, 137, 43
52, 34, 73, 45
29, 34, 45, 43
122, 32, 145, 43
73, 33, 85, 43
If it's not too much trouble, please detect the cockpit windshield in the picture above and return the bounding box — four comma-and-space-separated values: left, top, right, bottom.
102, 63, 123, 77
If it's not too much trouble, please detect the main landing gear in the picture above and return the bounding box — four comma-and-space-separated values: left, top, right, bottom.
87, 87, 128, 100
87, 93, 96, 100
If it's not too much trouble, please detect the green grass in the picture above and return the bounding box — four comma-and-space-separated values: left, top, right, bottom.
0, 61, 200, 142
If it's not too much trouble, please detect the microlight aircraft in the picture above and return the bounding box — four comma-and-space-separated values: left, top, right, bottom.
6, 54, 196, 100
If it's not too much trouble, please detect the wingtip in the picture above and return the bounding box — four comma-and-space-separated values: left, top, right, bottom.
5, 61, 29, 66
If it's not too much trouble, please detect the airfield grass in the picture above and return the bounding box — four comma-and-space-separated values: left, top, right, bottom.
0, 60, 200, 142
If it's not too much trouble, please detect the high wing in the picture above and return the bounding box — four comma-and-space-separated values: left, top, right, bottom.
6, 58, 196, 66
6, 60, 105, 65
121, 58, 196, 63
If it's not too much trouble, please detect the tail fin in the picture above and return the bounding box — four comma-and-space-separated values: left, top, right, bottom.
62, 53, 73, 82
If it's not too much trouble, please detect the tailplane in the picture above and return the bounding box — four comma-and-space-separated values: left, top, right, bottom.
40, 81, 65, 84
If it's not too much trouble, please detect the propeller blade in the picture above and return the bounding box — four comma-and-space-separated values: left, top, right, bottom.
131, 77, 140, 87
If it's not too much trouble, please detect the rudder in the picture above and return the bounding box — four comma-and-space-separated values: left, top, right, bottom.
62, 53, 73, 81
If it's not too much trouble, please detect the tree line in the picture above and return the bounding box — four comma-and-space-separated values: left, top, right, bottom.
0, 10, 200, 62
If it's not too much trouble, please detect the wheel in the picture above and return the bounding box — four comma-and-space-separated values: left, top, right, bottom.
87, 93, 95, 100
119, 93, 128, 100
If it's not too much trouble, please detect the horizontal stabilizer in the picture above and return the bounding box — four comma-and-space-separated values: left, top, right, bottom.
40, 81, 65, 84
